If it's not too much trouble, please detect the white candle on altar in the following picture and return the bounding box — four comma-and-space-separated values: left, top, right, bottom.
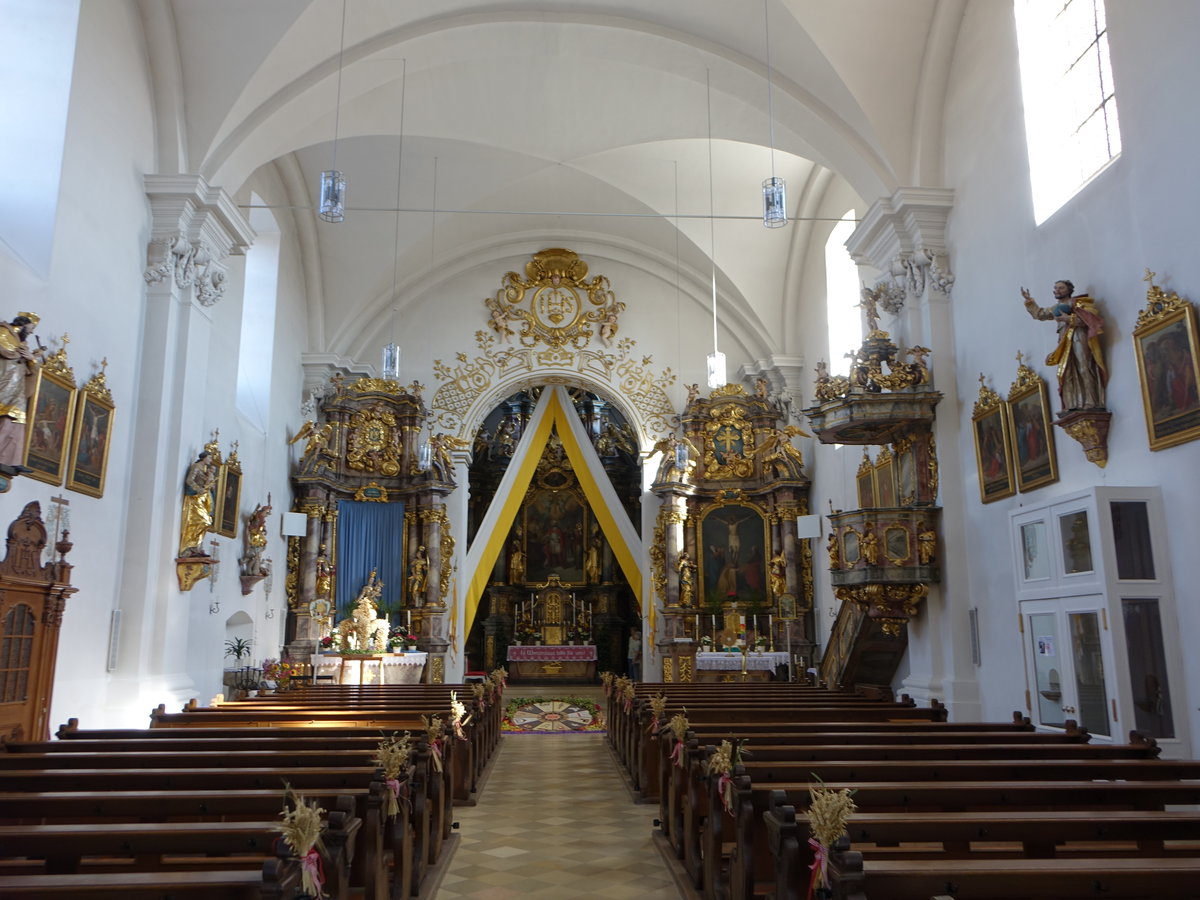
711, 614, 717, 637
406, 610, 411, 629
695, 613, 700, 637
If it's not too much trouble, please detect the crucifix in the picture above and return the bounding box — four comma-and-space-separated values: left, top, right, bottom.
48, 494, 70, 562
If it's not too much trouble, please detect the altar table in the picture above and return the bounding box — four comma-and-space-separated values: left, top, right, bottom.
310, 652, 428, 685
506, 644, 597, 683
695, 650, 789, 682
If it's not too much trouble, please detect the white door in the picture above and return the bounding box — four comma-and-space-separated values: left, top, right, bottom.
1022, 596, 1117, 739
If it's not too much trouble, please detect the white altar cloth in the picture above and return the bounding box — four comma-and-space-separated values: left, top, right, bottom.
696, 651, 790, 672
311, 652, 428, 685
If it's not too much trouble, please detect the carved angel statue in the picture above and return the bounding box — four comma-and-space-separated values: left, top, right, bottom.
651, 433, 699, 483
429, 432, 469, 483
289, 420, 332, 461
488, 305, 515, 343
755, 425, 810, 479
598, 311, 619, 347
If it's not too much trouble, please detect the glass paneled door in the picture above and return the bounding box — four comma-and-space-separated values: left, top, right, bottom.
1022, 597, 1116, 738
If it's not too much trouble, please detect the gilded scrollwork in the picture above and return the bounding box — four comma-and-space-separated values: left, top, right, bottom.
345, 406, 401, 476
701, 405, 756, 480
484, 248, 625, 351
649, 509, 668, 606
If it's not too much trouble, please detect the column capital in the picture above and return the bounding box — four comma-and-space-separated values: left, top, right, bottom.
143, 175, 255, 307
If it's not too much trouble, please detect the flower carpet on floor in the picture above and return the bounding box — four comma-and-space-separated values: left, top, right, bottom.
501, 696, 605, 733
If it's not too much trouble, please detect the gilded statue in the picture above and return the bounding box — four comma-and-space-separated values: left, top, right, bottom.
507, 541, 526, 584
314, 545, 334, 598
407, 545, 429, 605
769, 549, 787, 597
826, 531, 841, 570
676, 550, 696, 608
289, 419, 333, 463
179, 450, 218, 557
918, 527, 938, 565
585, 535, 602, 585
1021, 280, 1107, 412
241, 496, 271, 576
0, 312, 46, 476
860, 524, 880, 566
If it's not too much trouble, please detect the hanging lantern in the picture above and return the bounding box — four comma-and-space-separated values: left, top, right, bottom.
762, 176, 787, 228
706, 351, 726, 389
381, 343, 401, 381
319, 169, 346, 223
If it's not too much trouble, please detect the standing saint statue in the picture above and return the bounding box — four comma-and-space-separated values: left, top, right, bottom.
0, 312, 46, 476
407, 545, 429, 606
179, 450, 218, 557
584, 535, 602, 585
1021, 280, 1107, 412
676, 550, 697, 608
769, 549, 787, 597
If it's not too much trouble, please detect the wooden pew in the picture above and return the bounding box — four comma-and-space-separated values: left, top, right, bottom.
825, 845, 1200, 899
724, 775, 1200, 900
0, 761, 404, 898
0, 817, 343, 900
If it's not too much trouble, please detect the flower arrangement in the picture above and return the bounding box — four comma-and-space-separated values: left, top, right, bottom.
754, 634, 769, 650
388, 626, 417, 650
319, 635, 336, 651
700, 635, 714, 648
261, 657, 299, 690
514, 624, 539, 643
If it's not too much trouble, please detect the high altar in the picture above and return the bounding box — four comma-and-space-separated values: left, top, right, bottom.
505, 575, 598, 682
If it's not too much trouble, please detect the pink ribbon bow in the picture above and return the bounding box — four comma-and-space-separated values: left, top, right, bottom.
623, 696, 632, 714
301, 847, 325, 896
807, 837, 829, 899
648, 717, 659, 734
718, 772, 734, 815
670, 739, 684, 768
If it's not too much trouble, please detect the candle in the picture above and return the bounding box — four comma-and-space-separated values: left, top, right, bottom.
695, 613, 700, 638
406, 609, 411, 629
768, 614, 773, 652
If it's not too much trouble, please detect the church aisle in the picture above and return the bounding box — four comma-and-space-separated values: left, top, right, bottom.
436, 728, 682, 898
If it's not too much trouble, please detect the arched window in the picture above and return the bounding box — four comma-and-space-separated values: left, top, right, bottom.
236, 197, 280, 430
1016, 0, 1121, 224
825, 212, 860, 377
0, 1, 80, 275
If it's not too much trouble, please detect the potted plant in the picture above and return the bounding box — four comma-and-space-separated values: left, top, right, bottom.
319, 635, 337, 654
224, 637, 255, 693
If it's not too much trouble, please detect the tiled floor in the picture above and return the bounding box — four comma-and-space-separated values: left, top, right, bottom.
435, 685, 683, 898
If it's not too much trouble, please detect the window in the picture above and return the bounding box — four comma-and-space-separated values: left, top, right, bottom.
824, 211, 859, 376
1015, 0, 1121, 224
235, 197, 280, 430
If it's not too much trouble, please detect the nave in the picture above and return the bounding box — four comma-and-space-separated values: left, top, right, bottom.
439, 686, 682, 899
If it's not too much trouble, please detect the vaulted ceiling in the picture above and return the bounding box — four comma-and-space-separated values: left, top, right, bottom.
140, 0, 964, 363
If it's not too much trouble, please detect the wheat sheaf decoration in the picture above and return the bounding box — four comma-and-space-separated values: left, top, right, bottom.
449, 691, 473, 741
375, 732, 413, 819
667, 708, 690, 769
422, 713, 448, 773
275, 785, 326, 898
805, 774, 857, 899
705, 738, 749, 816
649, 691, 668, 733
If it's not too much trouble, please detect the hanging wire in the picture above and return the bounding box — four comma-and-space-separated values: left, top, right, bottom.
330, 0, 348, 172
706, 69, 718, 358
764, 0, 776, 181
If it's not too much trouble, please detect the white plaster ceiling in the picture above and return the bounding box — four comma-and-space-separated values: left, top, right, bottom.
147, 0, 959, 365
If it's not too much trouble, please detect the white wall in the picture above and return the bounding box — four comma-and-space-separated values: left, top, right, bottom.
941, 1, 1200, 747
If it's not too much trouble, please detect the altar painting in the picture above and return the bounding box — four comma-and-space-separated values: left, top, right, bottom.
523, 488, 586, 583
699, 503, 768, 607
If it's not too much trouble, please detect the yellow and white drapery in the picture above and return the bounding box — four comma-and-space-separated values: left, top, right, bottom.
462, 385, 643, 636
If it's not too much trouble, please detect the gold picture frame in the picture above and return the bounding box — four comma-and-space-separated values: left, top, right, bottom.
214, 450, 243, 538
1006, 362, 1058, 493
1133, 275, 1200, 450
64, 367, 115, 498
874, 449, 897, 508
855, 452, 875, 508
23, 353, 77, 487
971, 376, 1015, 504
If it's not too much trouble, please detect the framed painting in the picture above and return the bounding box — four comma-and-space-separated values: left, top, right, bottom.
972, 402, 1015, 503
64, 385, 115, 498
699, 503, 768, 608
1133, 297, 1200, 450
214, 456, 242, 538
1006, 373, 1058, 492
524, 488, 586, 584
23, 364, 77, 486
856, 454, 876, 508
874, 451, 897, 507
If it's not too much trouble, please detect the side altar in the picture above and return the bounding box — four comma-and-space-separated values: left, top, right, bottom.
310, 652, 428, 685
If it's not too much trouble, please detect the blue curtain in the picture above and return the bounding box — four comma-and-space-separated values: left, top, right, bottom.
335, 500, 405, 618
